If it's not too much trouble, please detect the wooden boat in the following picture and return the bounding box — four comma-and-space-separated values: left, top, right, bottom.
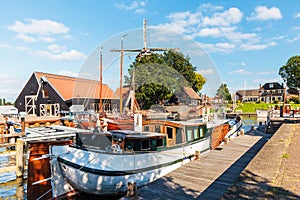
48, 117, 242, 198
50, 120, 214, 197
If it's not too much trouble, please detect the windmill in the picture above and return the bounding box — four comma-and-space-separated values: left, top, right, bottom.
111, 19, 179, 113
111, 19, 179, 57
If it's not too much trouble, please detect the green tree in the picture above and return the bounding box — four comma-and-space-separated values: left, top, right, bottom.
125, 50, 206, 109
279, 55, 300, 89
216, 83, 232, 101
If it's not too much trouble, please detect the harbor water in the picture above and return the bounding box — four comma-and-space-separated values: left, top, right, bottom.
0, 116, 264, 199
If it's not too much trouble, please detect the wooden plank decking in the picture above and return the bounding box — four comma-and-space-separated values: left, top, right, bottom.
132, 132, 271, 200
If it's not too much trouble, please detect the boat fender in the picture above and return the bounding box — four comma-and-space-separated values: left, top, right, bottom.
126, 180, 137, 197
240, 129, 244, 135
111, 144, 122, 153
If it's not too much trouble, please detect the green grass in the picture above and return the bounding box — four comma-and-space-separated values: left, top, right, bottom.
232, 103, 300, 113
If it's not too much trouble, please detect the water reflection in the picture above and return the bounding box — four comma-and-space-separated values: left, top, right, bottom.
241, 116, 266, 132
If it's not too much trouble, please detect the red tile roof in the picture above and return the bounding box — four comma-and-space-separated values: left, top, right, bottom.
115, 86, 131, 97
34, 72, 119, 101
183, 87, 200, 99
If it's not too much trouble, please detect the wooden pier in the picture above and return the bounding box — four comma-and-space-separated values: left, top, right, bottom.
132, 131, 271, 200
0, 116, 83, 177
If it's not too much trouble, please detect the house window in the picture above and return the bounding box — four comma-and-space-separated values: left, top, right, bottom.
43, 88, 49, 98
155, 125, 160, 133
269, 83, 273, 88
143, 126, 150, 132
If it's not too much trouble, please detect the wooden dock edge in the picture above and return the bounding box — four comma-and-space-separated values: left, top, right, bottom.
27, 140, 72, 200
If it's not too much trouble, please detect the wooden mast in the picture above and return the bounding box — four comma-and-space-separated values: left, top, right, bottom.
99, 47, 103, 112
119, 35, 126, 114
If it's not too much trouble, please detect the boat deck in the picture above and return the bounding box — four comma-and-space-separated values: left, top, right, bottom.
129, 130, 270, 200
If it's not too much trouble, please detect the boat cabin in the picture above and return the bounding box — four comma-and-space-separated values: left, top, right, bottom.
142, 121, 207, 146
75, 120, 208, 153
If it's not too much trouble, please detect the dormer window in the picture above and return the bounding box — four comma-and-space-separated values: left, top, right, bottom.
269, 83, 273, 88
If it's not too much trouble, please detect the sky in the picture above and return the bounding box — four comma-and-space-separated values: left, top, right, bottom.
0, 0, 300, 102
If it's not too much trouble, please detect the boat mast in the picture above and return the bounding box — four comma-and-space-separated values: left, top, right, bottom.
99, 47, 103, 112
119, 35, 127, 114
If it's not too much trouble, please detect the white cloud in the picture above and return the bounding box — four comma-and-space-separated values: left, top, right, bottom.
15, 33, 37, 42
248, 6, 282, 21
198, 3, 224, 12
17, 46, 30, 51
134, 8, 146, 14
0, 42, 13, 49
197, 27, 220, 37
198, 69, 214, 75
240, 41, 276, 50
196, 26, 257, 42
215, 42, 235, 49
47, 44, 67, 53
115, 1, 146, 14
229, 62, 246, 66
38, 36, 56, 43
228, 69, 251, 75
7, 18, 69, 35
36, 49, 86, 60
252, 77, 281, 83
202, 7, 243, 26
257, 71, 276, 75
295, 12, 300, 18
198, 42, 235, 53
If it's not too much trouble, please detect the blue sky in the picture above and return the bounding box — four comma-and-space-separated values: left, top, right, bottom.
1, 0, 300, 102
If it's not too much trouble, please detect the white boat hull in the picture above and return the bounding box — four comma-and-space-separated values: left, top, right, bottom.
51, 138, 210, 196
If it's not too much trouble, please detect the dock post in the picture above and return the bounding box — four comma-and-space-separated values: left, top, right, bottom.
195, 150, 200, 159
16, 138, 24, 177
20, 112, 26, 136
127, 180, 137, 197
240, 129, 245, 135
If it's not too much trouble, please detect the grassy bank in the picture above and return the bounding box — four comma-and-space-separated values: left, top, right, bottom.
233, 103, 300, 113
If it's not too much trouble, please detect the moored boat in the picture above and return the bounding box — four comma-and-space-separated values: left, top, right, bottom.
50, 119, 212, 197
48, 116, 242, 198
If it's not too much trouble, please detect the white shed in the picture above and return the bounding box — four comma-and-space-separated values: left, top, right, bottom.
0, 105, 18, 115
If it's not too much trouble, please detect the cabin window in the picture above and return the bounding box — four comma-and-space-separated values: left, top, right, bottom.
155, 125, 160, 133
125, 140, 133, 151
199, 128, 204, 138
144, 126, 150, 132
167, 127, 173, 139
193, 128, 199, 140
141, 140, 150, 150
187, 129, 193, 141
156, 138, 163, 147
176, 128, 184, 144
133, 140, 141, 151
